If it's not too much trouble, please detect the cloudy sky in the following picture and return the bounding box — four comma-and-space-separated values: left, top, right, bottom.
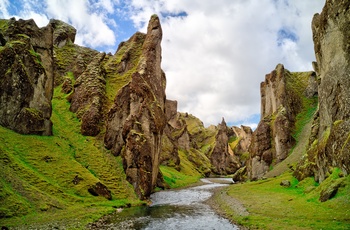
1, 0, 325, 128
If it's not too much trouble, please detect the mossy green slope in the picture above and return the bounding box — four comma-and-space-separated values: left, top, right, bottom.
0, 86, 142, 228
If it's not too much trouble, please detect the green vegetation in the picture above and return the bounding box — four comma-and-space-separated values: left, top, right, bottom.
105, 33, 145, 105
29, 49, 44, 66
285, 71, 318, 140
160, 149, 202, 188
215, 171, 350, 229
0, 19, 8, 32
0, 85, 142, 228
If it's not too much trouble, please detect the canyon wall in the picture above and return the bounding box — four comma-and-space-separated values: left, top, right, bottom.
295, 0, 350, 182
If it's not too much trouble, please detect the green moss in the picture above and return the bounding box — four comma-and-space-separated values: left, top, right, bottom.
287, 71, 318, 141
0, 19, 9, 32
29, 49, 44, 67
105, 33, 145, 105
24, 107, 44, 120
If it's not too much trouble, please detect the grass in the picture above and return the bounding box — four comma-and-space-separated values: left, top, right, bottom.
160, 150, 202, 188
215, 172, 350, 229
0, 85, 142, 228
284, 71, 318, 140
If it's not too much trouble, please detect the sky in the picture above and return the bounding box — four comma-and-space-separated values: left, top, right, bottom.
0, 0, 326, 128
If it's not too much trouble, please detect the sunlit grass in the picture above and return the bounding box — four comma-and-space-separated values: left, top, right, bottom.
216, 172, 350, 229
0, 86, 142, 228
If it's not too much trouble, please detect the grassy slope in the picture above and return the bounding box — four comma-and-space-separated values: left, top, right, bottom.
216, 172, 350, 229
0, 86, 142, 228
266, 71, 318, 177
160, 150, 202, 189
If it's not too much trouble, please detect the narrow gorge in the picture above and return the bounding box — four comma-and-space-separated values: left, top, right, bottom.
0, 0, 349, 229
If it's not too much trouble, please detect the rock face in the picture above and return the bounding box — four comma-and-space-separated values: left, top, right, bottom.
295, 0, 350, 182
69, 52, 107, 136
160, 100, 183, 170
211, 118, 240, 175
104, 15, 166, 199
247, 64, 316, 180
0, 18, 54, 135
313, 0, 350, 181
232, 125, 253, 166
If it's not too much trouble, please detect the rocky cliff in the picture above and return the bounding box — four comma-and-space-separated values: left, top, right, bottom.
295, 0, 350, 182
104, 15, 167, 199
247, 64, 317, 180
0, 18, 54, 135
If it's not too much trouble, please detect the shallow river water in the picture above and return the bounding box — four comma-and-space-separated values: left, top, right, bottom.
95, 178, 239, 230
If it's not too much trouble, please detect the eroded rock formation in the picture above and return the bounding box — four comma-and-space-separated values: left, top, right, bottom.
211, 118, 240, 175
104, 15, 167, 199
0, 18, 53, 135
248, 64, 316, 180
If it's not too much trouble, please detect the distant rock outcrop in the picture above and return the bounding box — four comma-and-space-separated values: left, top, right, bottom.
0, 18, 54, 135
104, 15, 166, 199
232, 125, 253, 166
211, 118, 240, 175
295, 0, 350, 182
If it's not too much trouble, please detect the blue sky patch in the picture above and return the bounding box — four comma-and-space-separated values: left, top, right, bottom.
277, 28, 298, 46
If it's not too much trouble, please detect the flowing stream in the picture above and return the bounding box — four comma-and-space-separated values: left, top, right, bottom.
93, 178, 239, 230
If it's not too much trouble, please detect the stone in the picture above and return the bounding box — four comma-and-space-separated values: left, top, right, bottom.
232, 166, 247, 182
280, 180, 291, 187
247, 65, 315, 180
88, 182, 112, 200
49, 19, 76, 48
0, 18, 53, 135
295, 0, 350, 182
69, 52, 107, 136
319, 180, 343, 202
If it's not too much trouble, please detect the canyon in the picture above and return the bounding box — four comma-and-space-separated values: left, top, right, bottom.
0, 0, 349, 228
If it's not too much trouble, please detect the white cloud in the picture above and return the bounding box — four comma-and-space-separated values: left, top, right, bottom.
2, 0, 326, 127
0, 0, 10, 18
45, 0, 117, 48
2, 0, 117, 48
125, 0, 325, 126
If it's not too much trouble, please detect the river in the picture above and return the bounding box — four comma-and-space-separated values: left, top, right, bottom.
91, 178, 239, 230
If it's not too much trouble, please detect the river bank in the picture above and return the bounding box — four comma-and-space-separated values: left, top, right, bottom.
207, 172, 350, 230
